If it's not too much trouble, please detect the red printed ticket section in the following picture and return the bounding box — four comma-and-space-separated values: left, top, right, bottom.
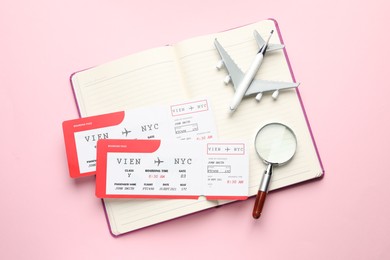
95, 139, 248, 200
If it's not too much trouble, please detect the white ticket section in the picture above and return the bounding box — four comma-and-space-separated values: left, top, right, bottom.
73, 99, 217, 174
170, 99, 215, 141
104, 141, 248, 199
203, 143, 247, 197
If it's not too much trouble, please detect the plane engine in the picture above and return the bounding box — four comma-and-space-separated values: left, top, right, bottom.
224, 75, 231, 84
255, 92, 263, 101
272, 90, 279, 99
216, 60, 224, 70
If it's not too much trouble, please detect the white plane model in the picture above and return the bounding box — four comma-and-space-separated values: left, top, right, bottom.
214, 30, 300, 112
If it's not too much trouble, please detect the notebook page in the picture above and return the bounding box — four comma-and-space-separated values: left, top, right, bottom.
71, 45, 219, 235
105, 197, 218, 235
175, 20, 323, 197
71, 46, 187, 116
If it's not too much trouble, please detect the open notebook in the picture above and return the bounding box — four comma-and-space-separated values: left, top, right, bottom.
70, 19, 324, 235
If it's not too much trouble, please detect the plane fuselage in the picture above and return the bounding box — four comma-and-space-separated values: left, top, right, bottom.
229, 52, 264, 111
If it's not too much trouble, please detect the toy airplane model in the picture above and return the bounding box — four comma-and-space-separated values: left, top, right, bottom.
214, 30, 300, 111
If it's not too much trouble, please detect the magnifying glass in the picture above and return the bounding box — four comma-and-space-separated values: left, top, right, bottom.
252, 123, 297, 219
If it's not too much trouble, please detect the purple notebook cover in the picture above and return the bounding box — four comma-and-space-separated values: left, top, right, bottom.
69, 18, 324, 237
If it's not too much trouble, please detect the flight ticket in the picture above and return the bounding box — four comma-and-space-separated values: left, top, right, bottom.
62, 99, 217, 178
95, 139, 248, 200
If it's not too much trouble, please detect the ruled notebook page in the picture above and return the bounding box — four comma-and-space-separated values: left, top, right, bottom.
71, 46, 187, 116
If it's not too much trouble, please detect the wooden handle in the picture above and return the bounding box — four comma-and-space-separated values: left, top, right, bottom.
252, 190, 267, 219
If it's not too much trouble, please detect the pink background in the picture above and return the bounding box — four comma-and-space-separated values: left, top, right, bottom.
1, 0, 389, 259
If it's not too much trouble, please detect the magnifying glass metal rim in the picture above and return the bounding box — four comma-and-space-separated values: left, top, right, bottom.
252, 122, 297, 219
254, 122, 297, 166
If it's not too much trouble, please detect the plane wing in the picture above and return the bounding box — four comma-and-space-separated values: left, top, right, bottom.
253, 30, 284, 52
214, 39, 244, 90
244, 79, 299, 96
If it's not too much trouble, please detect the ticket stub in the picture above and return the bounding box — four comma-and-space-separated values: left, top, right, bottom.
62, 99, 216, 178
95, 139, 248, 200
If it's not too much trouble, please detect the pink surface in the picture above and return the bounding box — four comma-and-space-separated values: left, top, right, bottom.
1, 0, 390, 259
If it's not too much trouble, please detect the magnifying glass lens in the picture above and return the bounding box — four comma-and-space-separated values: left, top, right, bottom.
255, 123, 296, 165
